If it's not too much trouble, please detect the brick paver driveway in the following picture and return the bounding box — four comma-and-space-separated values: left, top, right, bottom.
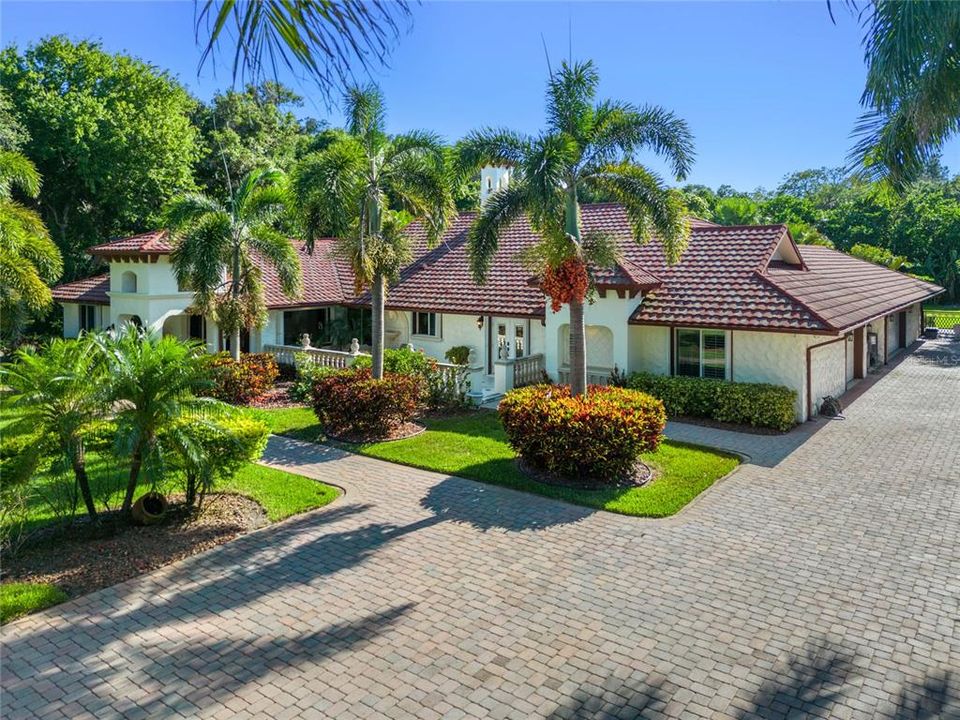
3, 341, 958, 719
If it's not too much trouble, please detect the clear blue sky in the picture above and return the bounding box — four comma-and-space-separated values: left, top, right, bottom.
3, 0, 957, 190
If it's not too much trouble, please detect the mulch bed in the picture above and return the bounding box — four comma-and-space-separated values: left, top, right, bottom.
517, 458, 655, 491
328, 421, 425, 445
1, 493, 267, 600
247, 381, 305, 409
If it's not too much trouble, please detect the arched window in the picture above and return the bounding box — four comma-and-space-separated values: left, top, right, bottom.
486, 177, 493, 191
121, 270, 138, 293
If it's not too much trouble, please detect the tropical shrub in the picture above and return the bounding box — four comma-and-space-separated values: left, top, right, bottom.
444, 345, 471, 365
288, 353, 341, 403
164, 413, 269, 508
354, 346, 469, 411
626, 373, 796, 432
206, 352, 279, 404
498, 384, 666, 485
312, 368, 423, 439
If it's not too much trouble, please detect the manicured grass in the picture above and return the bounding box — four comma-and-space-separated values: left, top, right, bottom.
226, 462, 338, 521
0, 582, 69, 624
924, 305, 960, 324
248, 406, 324, 443
260, 407, 739, 518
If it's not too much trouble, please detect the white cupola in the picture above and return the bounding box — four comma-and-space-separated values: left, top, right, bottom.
480, 165, 512, 205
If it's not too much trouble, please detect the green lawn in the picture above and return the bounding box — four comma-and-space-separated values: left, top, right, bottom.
0, 582, 69, 624
260, 407, 739, 518
924, 305, 960, 324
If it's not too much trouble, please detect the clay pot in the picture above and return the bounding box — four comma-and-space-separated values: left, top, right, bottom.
131, 491, 168, 526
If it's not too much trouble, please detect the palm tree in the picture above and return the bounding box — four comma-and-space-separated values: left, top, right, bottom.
459, 60, 694, 396
96, 326, 215, 517
847, 1, 960, 189
292, 84, 455, 378
196, 0, 411, 104
165, 167, 302, 361
1, 336, 106, 521
0, 150, 62, 339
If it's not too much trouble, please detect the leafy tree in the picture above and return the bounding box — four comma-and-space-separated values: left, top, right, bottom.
849, 242, 911, 270
96, 327, 214, 517
292, 85, 455, 379
847, 1, 960, 189
786, 221, 833, 248
0, 150, 62, 340
196, 0, 412, 103
0, 37, 199, 281
165, 167, 303, 361
0, 90, 27, 151
1, 336, 106, 521
459, 60, 694, 396
711, 196, 761, 226
193, 82, 320, 201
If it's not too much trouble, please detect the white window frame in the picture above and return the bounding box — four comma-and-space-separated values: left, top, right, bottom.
412, 311, 441, 339
674, 328, 729, 380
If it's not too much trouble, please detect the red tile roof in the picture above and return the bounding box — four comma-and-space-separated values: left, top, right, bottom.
88, 230, 172, 257
56, 206, 944, 332
50, 273, 110, 305
766, 245, 944, 330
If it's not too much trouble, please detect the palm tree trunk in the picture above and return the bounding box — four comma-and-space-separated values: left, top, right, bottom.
371, 272, 385, 379
231, 328, 241, 361
122, 444, 143, 516
231, 241, 242, 361
568, 299, 588, 396
70, 440, 98, 522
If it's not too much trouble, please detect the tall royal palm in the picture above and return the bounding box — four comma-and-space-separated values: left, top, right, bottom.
460, 60, 694, 396
165, 167, 302, 360
293, 84, 454, 378
848, 1, 960, 189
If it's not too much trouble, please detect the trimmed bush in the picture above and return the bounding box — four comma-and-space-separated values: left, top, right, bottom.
288, 353, 341, 403
352, 346, 431, 375
353, 347, 469, 411
627, 372, 796, 432
205, 352, 279, 404
312, 368, 423, 439
498, 384, 666, 484
444, 345, 471, 365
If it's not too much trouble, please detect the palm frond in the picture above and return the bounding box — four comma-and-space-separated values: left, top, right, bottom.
468, 179, 530, 283
0, 150, 41, 199
196, 0, 411, 103
456, 128, 530, 175
168, 210, 233, 313
545, 60, 600, 140
247, 224, 303, 299
383, 151, 455, 245
344, 83, 387, 146
585, 163, 689, 264
163, 193, 226, 233
291, 137, 366, 246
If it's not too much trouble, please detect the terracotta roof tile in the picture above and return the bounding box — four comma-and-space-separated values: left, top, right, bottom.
259, 238, 355, 308
767, 245, 944, 330
88, 230, 172, 256
51, 274, 110, 305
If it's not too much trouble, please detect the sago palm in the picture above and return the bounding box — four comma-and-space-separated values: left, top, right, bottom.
1, 335, 106, 521
165, 167, 302, 360
459, 59, 694, 396
96, 326, 215, 517
0, 149, 62, 338
292, 84, 455, 378
847, 1, 960, 190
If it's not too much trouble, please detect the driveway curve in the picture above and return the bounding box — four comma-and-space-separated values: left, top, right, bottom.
2, 340, 958, 719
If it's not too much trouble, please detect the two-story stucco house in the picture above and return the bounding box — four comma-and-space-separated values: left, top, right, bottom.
52, 168, 944, 422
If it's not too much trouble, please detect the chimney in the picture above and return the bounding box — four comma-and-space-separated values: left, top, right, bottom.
479, 165, 512, 205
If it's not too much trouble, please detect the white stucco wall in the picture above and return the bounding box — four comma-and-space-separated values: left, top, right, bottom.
544, 292, 638, 378
886, 312, 900, 358
108, 258, 194, 332
628, 325, 671, 375
730, 330, 811, 421
808, 339, 847, 417
62, 304, 80, 338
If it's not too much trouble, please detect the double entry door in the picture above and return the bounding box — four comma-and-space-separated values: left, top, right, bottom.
485, 317, 528, 374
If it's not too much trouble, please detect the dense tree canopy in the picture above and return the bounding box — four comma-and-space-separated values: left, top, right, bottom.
192, 82, 323, 201
0, 37, 199, 281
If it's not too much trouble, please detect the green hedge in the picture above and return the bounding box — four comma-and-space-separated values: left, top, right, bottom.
626, 372, 797, 432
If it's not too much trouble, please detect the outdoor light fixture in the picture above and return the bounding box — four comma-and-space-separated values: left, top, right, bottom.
476, 316, 484, 330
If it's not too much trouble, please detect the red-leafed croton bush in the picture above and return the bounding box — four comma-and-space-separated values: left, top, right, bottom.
498, 384, 666, 486
205, 352, 279, 404
312, 368, 424, 440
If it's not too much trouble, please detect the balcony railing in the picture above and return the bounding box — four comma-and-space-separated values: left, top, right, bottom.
513, 353, 546, 387
263, 344, 367, 369
557, 366, 613, 387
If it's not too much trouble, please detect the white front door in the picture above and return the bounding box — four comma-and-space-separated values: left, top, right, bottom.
486, 317, 529, 374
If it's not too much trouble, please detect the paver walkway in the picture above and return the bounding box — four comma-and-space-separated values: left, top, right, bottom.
2, 341, 958, 719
